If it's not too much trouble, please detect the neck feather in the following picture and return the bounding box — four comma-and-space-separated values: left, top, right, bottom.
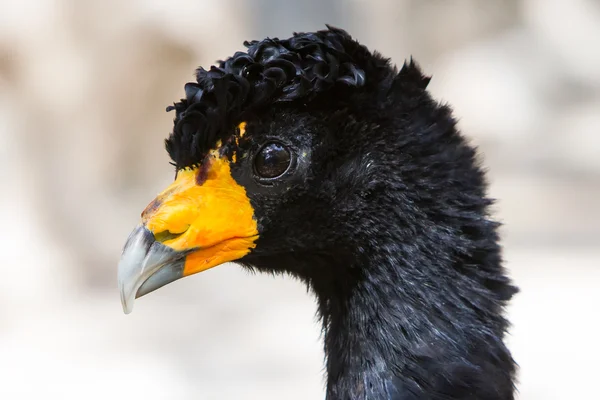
311, 240, 517, 400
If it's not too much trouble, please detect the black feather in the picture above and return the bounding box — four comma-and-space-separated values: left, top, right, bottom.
164, 26, 400, 169
163, 26, 518, 400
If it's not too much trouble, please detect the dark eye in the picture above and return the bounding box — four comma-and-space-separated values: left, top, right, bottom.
254, 142, 291, 178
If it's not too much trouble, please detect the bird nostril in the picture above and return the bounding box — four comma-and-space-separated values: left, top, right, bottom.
154, 226, 189, 243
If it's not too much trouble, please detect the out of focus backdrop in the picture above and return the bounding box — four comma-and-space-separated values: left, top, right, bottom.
1, 0, 598, 399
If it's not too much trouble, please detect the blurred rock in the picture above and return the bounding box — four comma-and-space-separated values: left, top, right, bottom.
549, 99, 600, 173
406, 0, 520, 65
523, 0, 600, 88
430, 28, 549, 143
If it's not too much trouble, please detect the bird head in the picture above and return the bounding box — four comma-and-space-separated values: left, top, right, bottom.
117, 26, 519, 400
118, 26, 435, 313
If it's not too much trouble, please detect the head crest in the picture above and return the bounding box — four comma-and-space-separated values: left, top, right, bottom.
165, 26, 386, 169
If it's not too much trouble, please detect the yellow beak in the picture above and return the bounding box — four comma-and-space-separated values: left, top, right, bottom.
117, 154, 258, 314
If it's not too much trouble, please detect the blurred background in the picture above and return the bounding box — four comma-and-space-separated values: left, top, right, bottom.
1, 0, 598, 399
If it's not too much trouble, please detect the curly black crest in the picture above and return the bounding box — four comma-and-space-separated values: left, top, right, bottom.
165, 26, 394, 169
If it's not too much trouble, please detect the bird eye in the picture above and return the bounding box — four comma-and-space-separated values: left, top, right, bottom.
254, 142, 291, 179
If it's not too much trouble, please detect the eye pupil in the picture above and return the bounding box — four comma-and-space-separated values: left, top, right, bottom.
255, 143, 291, 178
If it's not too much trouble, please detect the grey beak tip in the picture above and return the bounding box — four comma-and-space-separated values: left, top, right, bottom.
118, 225, 184, 314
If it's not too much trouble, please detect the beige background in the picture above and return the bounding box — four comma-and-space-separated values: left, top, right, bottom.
1, 0, 599, 399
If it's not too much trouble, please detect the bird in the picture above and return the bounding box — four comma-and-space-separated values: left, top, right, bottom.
118, 26, 518, 399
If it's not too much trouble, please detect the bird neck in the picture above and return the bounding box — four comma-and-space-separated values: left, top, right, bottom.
312, 246, 516, 400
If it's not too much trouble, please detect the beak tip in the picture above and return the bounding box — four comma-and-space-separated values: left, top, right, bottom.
119, 282, 135, 314
117, 224, 184, 315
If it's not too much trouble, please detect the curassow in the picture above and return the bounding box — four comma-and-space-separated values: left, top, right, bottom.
118, 26, 518, 400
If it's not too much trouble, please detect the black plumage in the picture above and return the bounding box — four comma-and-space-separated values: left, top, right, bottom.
165, 26, 372, 169
166, 26, 518, 399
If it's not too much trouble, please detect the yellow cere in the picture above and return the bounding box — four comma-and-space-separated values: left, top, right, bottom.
232, 122, 247, 163
209, 140, 223, 157
141, 150, 258, 277
238, 121, 247, 137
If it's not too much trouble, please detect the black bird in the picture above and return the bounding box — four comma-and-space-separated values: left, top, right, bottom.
118, 26, 518, 399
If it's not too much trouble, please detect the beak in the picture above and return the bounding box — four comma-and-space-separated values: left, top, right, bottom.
118, 154, 258, 314
118, 224, 186, 314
